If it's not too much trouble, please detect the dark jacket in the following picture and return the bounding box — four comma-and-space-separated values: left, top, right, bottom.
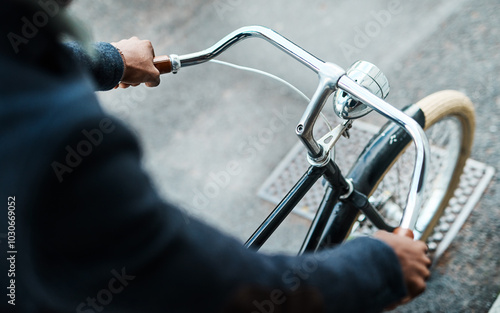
0, 2, 406, 312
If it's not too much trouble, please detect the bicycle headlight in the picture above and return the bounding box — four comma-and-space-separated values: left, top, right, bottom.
333, 60, 390, 119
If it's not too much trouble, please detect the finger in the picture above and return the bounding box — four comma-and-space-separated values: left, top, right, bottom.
416, 265, 431, 281
415, 240, 428, 252
146, 71, 161, 87
407, 283, 426, 299
409, 275, 427, 296
413, 259, 431, 278
119, 83, 131, 89
416, 249, 432, 268
424, 255, 432, 268
145, 79, 160, 88
400, 296, 412, 305
422, 265, 431, 280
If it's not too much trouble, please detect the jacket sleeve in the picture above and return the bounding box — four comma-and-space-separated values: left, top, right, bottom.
64, 41, 124, 91
34, 116, 407, 313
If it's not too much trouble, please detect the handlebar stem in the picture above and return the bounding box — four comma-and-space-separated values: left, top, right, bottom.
296, 63, 345, 159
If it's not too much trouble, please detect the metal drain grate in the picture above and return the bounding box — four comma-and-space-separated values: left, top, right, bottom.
258, 121, 495, 260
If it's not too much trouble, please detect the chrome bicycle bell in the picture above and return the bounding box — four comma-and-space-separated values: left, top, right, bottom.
333, 61, 390, 119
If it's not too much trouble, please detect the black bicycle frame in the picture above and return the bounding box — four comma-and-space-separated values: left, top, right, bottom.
244, 162, 346, 249
245, 104, 426, 253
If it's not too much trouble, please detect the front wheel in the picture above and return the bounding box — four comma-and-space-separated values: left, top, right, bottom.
348, 90, 475, 243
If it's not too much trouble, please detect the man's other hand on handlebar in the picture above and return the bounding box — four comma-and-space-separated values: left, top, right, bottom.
374, 231, 432, 310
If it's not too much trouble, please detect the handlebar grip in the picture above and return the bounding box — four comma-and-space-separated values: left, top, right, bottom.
153, 55, 172, 74
393, 227, 414, 239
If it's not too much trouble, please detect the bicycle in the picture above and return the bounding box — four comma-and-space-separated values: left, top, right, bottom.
152, 25, 475, 257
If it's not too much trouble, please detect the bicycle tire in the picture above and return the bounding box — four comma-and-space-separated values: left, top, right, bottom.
348, 90, 475, 242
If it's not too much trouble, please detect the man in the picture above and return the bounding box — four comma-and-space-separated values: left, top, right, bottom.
0, 0, 430, 312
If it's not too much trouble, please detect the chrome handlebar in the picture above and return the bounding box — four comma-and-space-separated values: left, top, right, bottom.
177, 26, 325, 72
170, 25, 430, 231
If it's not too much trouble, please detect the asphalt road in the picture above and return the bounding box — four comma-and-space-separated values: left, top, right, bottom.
69, 0, 499, 311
